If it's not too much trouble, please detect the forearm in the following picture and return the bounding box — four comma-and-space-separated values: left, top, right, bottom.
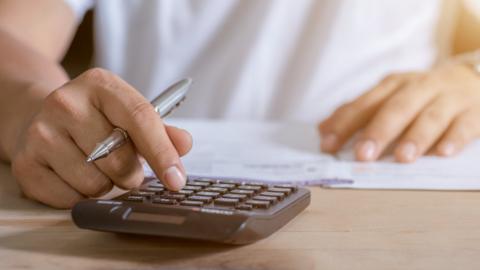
0, 29, 69, 161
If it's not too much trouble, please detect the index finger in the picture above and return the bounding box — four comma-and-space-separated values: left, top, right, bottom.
73, 68, 187, 190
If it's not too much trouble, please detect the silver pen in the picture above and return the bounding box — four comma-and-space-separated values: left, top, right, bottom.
86, 78, 192, 163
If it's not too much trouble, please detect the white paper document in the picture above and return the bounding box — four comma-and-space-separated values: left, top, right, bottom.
143, 119, 480, 190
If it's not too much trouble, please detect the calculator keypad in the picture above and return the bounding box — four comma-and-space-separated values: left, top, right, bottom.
121, 178, 298, 212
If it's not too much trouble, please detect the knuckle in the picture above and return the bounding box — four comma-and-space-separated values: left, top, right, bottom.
25, 121, 54, 145
45, 90, 73, 112
82, 68, 114, 86
82, 68, 123, 95
81, 68, 134, 100
44, 90, 85, 121
130, 101, 157, 124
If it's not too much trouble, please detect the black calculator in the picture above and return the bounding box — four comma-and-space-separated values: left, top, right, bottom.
72, 177, 310, 244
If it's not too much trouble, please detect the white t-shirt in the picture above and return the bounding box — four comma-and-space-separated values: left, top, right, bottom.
65, 0, 442, 122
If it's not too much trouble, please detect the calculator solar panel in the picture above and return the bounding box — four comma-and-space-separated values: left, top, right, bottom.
72, 177, 310, 244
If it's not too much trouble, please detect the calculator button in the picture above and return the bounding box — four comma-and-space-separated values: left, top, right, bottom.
204, 187, 228, 194
235, 204, 253, 211
130, 190, 156, 196
273, 184, 298, 192
218, 180, 239, 185
260, 191, 285, 200
189, 196, 213, 203
193, 178, 217, 184
246, 182, 268, 188
126, 195, 144, 202
267, 187, 291, 195
183, 185, 203, 191
188, 182, 211, 187
230, 189, 255, 196
245, 200, 270, 209
222, 193, 247, 201
214, 198, 239, 206
177, 189, 195, 195
163, 193, 187, 200
196, 191, 221, 198
238, 185, 262, 191
253, 196, 278, 204
148, 181, 164, 188
141, 187, 164, 193
152, 198, 177, 205
180, 200, 204, 207
211, 183, 236, 189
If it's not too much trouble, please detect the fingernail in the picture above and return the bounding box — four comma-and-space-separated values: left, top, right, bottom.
321, 133, 338, 152
398, 142, 417, 162
163, 166, 186, 191
356, 140, 377, 161
438, 142, 456, 156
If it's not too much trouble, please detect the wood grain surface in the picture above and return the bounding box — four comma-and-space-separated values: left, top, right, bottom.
1, 162, 479, 270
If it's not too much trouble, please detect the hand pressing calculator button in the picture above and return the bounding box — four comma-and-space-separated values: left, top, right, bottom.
72, 177, 310, 244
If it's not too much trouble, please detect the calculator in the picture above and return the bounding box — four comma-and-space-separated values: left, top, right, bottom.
72, 177, 310, 244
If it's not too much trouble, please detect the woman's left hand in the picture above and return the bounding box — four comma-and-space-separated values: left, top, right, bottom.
319, 63, 480, 163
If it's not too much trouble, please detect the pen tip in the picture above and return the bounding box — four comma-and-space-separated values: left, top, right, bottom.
86, 157, 94, 163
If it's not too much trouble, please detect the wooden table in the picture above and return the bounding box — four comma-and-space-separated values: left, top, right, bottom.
1, 162, 480, 270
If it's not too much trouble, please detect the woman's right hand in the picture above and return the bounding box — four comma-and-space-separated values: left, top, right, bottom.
10, 68, 192, 208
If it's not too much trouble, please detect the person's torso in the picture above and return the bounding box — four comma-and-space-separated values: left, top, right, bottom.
92, 0, 441, 122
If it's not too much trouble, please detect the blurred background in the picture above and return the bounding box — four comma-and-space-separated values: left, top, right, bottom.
61, 0, 480, 78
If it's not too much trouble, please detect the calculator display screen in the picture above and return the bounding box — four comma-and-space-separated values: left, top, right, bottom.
128, 212, 186, 224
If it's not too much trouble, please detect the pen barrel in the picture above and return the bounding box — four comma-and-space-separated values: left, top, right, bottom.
86, 128, 129, 162
106, 128, 128, 151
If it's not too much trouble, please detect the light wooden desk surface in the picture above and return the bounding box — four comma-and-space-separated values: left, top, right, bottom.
0, 162, 479, 270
